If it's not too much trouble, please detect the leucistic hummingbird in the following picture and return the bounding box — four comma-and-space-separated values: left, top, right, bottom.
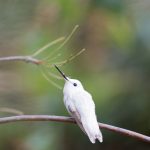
54, 65, 103, 143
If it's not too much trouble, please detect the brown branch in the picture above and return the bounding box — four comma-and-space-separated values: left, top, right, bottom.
0, 115, 149, 143
0, 56, 42, 65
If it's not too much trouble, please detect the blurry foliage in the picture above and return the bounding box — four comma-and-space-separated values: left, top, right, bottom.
0, 0, 150, 150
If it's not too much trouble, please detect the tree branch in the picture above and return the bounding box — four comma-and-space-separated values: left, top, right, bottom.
0, 56, 42, 65
0, 115, 149, 143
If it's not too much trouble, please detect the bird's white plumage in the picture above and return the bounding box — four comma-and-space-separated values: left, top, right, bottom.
63, 78, 103, 143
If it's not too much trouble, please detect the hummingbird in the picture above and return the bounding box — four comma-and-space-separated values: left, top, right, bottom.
54, 65, 103, 143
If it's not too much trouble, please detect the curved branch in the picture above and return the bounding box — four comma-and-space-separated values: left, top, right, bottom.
0, 115, 149, 143
0, 56, 42, 65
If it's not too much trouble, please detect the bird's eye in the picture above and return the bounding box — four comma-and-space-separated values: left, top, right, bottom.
73, 83, 77, 87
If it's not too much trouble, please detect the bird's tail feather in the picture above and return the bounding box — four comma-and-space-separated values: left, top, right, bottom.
89, 132, 103, 144
96, 133, 103, 143
81, 118, 103, 144
89, 137, 96, 144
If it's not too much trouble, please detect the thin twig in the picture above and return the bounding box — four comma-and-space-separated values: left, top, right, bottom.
31, 37, 65, 57
44, 25, 79, 60
0, 56, 42, 65
54, 48, 85, 67
0, 107, 24, 115
0, 115, 149, 143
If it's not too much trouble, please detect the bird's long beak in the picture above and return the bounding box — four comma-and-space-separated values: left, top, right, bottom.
54, 65, 69, 81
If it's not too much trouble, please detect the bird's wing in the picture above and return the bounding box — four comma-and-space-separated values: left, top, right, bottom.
72, 91, 103, 143
73, 90, 95, 115
64, 97, 87, 135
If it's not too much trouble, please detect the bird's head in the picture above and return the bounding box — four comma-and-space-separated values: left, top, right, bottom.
54, 65, 84, 94
65, 78, 83, 91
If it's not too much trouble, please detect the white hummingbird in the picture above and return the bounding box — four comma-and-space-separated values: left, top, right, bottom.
54, 65, 103, 143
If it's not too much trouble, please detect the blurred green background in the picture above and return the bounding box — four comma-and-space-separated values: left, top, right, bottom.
0, 0, 150, 149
